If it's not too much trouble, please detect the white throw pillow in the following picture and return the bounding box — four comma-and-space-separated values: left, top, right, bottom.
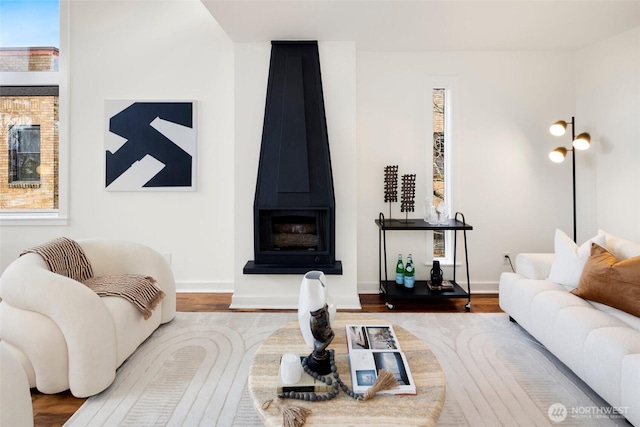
547, 229, 606, 290
598, 229, 640, 260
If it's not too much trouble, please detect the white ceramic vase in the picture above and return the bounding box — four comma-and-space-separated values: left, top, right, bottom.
298, 271, 336, 347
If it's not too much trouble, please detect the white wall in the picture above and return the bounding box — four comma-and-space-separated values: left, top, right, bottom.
232, 41, 360, 309
0, 1, 237, 290
576, 26, 640, 243
2, 1, 636, 303
356, 51, 576, 292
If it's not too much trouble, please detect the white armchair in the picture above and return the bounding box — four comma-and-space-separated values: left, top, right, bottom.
0, 239, 176, 398
0, 341, 34, 427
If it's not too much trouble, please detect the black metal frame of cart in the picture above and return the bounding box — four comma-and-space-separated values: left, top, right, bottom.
376, 211, 473, 311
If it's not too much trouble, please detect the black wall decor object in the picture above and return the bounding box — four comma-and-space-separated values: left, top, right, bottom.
401, 174, 416, 222
244, 41, 342, 275
383, 165, 398, 220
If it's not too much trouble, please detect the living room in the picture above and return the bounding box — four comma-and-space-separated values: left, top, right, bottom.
1, 1, 638, 309
1, 1, 639, 425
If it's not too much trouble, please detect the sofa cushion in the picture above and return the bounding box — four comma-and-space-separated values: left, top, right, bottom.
600, 230, 640, 260
590, 301, 640, 331
502, 278, 565, 332
549, 305, 627, 379
528, 289, 593, 346
572, 243, 640, 317
621, 354, 640, 426
548, 229, 606, 290
583, 327, 640, 408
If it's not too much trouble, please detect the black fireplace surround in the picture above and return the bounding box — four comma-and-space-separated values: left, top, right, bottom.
243, 41, 342, 275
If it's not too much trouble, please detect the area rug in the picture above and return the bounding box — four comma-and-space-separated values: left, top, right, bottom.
64, 312, 628, 426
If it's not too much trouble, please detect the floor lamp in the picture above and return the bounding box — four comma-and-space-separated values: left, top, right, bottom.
548, 116, 591, 242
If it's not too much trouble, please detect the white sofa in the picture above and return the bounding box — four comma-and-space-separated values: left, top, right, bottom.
0, 239, 176, 398
499, 230, 640, 426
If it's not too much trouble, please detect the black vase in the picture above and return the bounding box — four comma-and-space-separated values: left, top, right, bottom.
430, 260, 443, 286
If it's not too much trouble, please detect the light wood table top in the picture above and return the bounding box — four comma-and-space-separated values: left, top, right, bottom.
248, 313, 445, 426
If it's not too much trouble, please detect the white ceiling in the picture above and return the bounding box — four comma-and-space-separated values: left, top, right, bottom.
201, 0, 640, 51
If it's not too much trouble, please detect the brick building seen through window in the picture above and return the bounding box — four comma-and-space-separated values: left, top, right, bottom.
9, 124, 41, 182
0, 47, 59, 210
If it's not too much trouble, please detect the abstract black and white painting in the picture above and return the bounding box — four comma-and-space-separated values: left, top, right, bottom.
105, 101, 196, 191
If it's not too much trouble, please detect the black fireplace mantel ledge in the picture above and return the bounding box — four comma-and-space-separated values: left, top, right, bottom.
243, 260, 343, 275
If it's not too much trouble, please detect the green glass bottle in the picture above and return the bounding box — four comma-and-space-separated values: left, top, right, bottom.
404, 254, 415, 289
395, 254, 404, 285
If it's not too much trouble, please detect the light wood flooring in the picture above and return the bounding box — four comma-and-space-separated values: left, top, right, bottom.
31, 292, 502, 427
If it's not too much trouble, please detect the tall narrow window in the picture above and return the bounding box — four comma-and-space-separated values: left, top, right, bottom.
9, 125, 41, 183
430, 85, 454, 261
433, 88, 446, 257
1, 0, 65, 220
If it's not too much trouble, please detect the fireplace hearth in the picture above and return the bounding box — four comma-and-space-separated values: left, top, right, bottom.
243, 41, 342, 275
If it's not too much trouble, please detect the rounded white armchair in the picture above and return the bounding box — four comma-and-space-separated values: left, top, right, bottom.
0, 238, 176, 398
1, 341, 33, 427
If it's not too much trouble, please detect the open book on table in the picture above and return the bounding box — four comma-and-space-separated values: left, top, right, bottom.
345, 324, 416, 395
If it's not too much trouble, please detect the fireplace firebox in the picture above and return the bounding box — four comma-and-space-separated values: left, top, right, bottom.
243, 41, 342, 275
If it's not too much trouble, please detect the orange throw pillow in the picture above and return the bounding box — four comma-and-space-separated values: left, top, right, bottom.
571, 243, 640, 317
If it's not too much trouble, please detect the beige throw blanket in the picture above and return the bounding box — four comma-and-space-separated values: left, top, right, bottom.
21, 236, 94, 282
83, 275, 164, 320
21, 237, 165, 319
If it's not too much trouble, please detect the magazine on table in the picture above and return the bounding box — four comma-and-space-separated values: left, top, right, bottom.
345, 324, 416, 395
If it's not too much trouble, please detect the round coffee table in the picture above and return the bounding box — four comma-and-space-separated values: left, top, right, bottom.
248, 313, 445, 426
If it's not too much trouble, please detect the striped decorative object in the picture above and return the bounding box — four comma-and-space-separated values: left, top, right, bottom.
20, 237, 93, 282
83, 275, 165, 320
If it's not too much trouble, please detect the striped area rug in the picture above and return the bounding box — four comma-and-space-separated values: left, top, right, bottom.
64, 312, 628, 426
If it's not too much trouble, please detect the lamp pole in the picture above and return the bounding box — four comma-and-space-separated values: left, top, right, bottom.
570, 116, 576, 242
550, 116, 590, 243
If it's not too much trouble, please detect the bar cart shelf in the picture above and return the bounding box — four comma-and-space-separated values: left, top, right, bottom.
376, 212, 473, 311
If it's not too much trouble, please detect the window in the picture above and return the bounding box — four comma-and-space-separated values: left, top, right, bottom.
1, 86, 59, 210
0, 0, 66, 223
9, 125, 41, 183
432, 88, 447, 258
429, 83, 455, 262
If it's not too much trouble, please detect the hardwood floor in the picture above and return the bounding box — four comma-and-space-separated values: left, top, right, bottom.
31, 292, 501, 426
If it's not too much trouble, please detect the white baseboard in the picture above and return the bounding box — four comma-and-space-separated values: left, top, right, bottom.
176, 281, 234, 293
175, 281, 497, 303
229, 293, 362, 310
